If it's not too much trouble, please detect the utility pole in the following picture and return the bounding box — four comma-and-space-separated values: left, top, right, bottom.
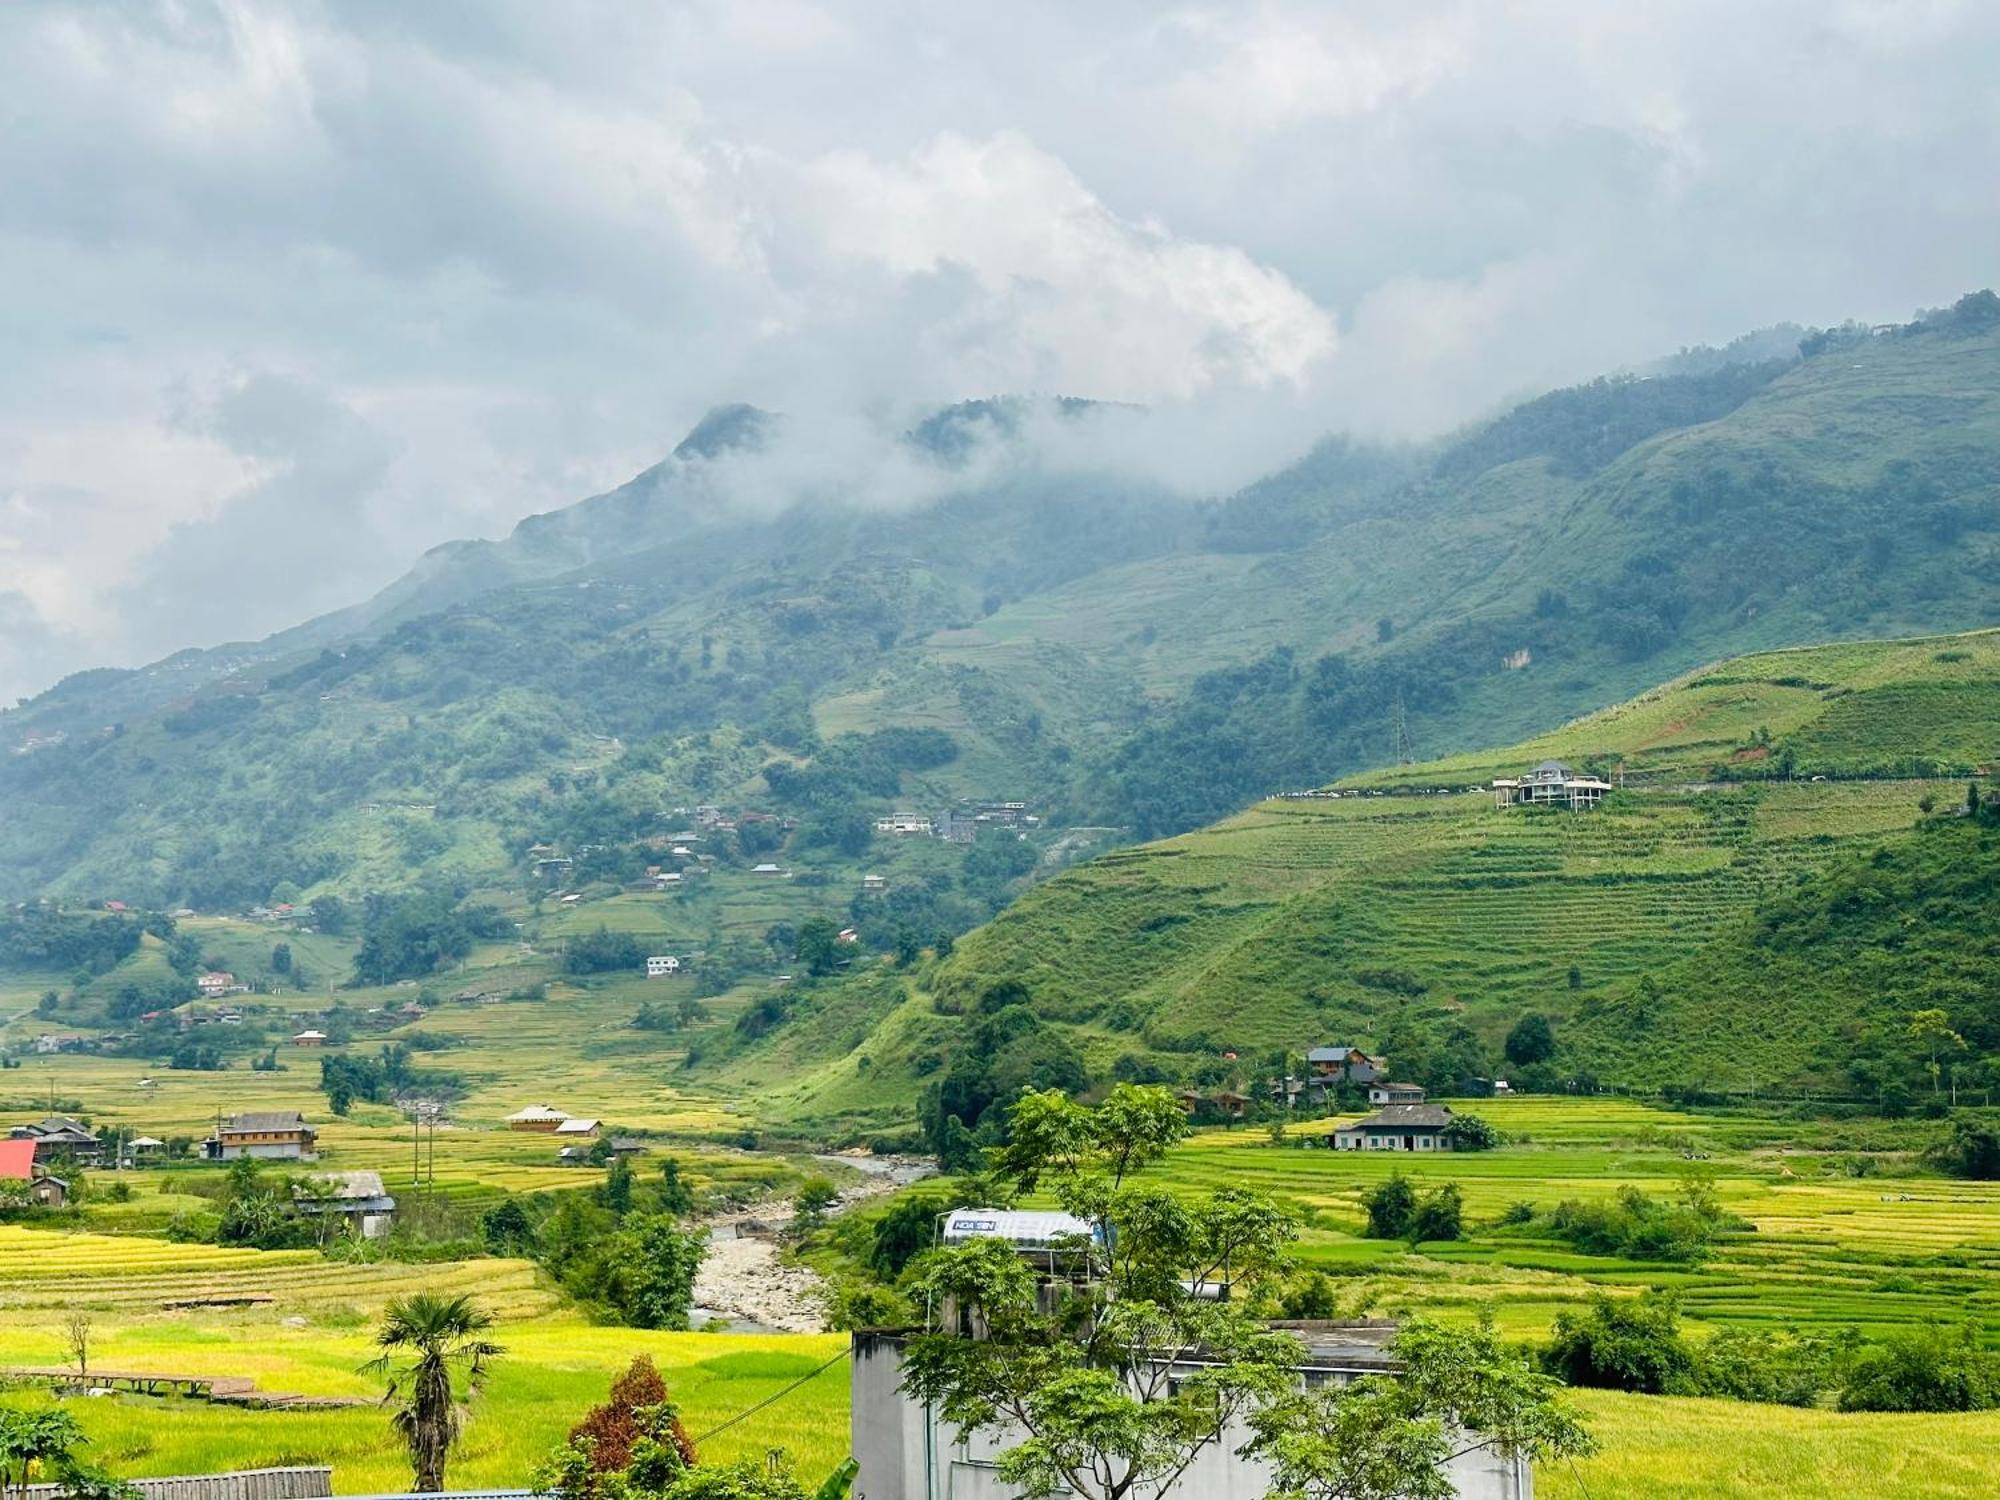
1390, 687, 1413, 766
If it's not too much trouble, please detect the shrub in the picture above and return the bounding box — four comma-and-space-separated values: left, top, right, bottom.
1543, 1291, 1700, 1395
1840, 1324, 2000, 1413
1361, 1174, 1418, 1239
567, 1356, 696, 1473
1406, 1183, 1463, 1244
1444, 1113, 1499, 1151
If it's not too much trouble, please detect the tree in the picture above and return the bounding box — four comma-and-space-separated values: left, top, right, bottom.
1839, 1323, 2000, 1413
599, 1214, 707, 1329
1907, 1009, 1965, 1097
1406, 1184, 1463, 1245
362, 1293, 504, 1493
1243, 1317, 1591, 1500
1361, 1175, 1418, 1239
1503, 1015, 1556, 1067
63, 1310, 91, 1379
792, 1176, 839, 1228
1443, 1114, 1499, 1152
566, 1357, 696, 1474
898, 1086, 1587, 1500
795, 918, 842, 978
1542, 1291, 1698, 1395
658, 1158, 695, 1216
601, 1158, 635, 1216
1931, 1119, 2000, 1180
0, 1407, 87, 1500
271, 942, 293, 975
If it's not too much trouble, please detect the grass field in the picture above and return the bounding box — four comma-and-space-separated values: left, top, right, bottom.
1146, 1099, 2000, 1344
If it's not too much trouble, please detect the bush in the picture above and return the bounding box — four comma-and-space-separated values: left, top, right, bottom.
1359, 1173, 1462, 1244
1543, 1291, 1700, 1395
1444, 1113, 1499, 1151
1930, 1119, 2000, 1180
1542, 1180, 1741, 1263
1360, 1174, 1418, 1239
1840, 1324, 2000, 1412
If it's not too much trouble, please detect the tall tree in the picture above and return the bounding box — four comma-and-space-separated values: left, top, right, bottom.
363, 1293, 504, 1492
899, 1086, 1589, 1500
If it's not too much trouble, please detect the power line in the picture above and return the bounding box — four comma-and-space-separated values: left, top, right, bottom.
690, 1347, 851, 1445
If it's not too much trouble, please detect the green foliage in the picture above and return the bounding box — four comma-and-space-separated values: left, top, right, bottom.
1930, 1118, 2000, 1180
362, 1292, 504, 1493
1245, 1317, 1592, 1500
354, 894, 505, 986
1840, 1323, 2000, 1412
567, 927, 647, 976
1359, 1174, 1463, 1244
1544, 1292, 1702, 1395
1504, 1015, 1557, 1067
1443, 1114, 1499, 1152
595, 1214, 707, 1330
1539, 1179, 1740, 1264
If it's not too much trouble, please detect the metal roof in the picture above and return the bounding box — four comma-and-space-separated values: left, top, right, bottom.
939, 1208, 1101, 1248
1337, 1104, 1455, 1130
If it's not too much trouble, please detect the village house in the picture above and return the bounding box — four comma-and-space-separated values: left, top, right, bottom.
197, 971, 237, 998
750, 862, 789, 877
291, 1029, 328, 1047
291, 1171, 397, 1238
506, 1104, 570, 1133
1491, 759, 1612, 811
934, 810, 978, 844
874, 812, 933, 836
9, 1115, 102, 1166
646, 955, 681, 978
1368, 1081, 1428, 1106
1333, 1103, 1456, 1153
204, 1111, 318, 1162
554, 1117, 602, 1140
0, 1139, 69, 1206
1307, 1045, 1385, 1086
852, 1212, 1530, 1499
862, 872, 888, 893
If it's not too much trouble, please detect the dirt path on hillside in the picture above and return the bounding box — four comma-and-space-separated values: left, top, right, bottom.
690, 1154, 933, 1334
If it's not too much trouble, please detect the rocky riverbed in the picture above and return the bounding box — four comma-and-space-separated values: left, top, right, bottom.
688, 1153, 933, 1334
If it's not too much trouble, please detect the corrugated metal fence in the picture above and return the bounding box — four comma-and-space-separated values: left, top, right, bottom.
15, 1468, 333, 1500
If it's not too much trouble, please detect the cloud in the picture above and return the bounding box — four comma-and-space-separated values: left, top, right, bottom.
1, 0, 1998, 702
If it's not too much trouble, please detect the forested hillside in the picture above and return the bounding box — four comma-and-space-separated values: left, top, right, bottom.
3, 293, 1999, 909
690, 630, 2000, 1138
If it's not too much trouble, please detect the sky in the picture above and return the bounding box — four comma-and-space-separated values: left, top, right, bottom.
2, 0, 1997, 704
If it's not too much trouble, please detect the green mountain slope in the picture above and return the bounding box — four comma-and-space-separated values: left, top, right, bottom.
4, 297, 1999, 912
709, 629, 2000, 1135
1569, 810, 2000, 1097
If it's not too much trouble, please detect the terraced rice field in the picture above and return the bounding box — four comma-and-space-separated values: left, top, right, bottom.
1151, 1098, 2000, 1342
932, 777, 1930, 1080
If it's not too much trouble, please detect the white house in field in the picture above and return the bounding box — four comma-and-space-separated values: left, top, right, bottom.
646, 954, 681, 977
1491, 760, 1611, 810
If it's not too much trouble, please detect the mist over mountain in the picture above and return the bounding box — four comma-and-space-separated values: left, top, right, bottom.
3, 294, 1997, 909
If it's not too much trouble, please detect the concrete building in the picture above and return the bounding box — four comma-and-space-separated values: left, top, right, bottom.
1368, 1081, 1428, 1106
1491, 760, 1611, 810
203, 1111, 318, 1162
1334, 1103, 1456, 1152
646, 954, 681, 977
851, 1322, 1530, 1500
291, 1171, 397, 1238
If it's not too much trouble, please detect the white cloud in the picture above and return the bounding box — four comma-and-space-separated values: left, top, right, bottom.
1, 0, 1998, 702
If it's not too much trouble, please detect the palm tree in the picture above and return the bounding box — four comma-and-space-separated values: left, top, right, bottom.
362, 1293, 504, 1492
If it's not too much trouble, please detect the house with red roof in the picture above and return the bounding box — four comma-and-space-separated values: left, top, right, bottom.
0, 1138, 69, 1206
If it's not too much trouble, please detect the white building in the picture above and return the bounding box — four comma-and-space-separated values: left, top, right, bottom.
851, 1324, 1531, 1500
1491, 760, 1611, 810
646, 954, 681, 977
